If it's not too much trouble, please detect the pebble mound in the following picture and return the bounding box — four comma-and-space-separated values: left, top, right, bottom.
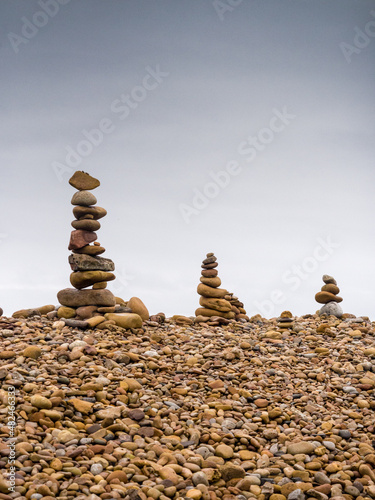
1, 312, 375, 500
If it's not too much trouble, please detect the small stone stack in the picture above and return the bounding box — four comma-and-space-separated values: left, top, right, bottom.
195, 253, 235, 320
277, 310, 294, 329
57, 171, 117, 323
224, 292, 249, 321
315, 274, 343, 318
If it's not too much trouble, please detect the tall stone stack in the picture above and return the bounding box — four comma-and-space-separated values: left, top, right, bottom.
57, 171, 117, 319
195, 253, 235, 320
224, 292, 249, 321
315, 274, 343, 318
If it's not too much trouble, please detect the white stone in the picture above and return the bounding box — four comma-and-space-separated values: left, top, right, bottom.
319, 302, 343, 318
90, 463, 103, 475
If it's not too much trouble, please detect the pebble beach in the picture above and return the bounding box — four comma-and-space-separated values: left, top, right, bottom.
0, 312, 374, 500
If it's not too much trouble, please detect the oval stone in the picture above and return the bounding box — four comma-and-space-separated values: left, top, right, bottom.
104, 313, 143, 329
315, 292, 343, 304
71, 190, 97, 206
73, 206, 107, 220
70, 271, 115, 289
199, 296, 232, 312
197, 283, 227, 298
195, 308, 235, 319
57, 288, 116, 307
71, 219, 101, 231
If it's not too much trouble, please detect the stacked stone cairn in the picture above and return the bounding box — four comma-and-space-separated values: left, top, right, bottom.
277, 310, 294, 329
57, 171, 143, 329
224, 292, 249, 321
315, 274, 343, 318
195, 253, 235, 321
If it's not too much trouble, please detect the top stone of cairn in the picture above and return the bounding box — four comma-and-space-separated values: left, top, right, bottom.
322, 274, 337, 285
69, 171, 100, 191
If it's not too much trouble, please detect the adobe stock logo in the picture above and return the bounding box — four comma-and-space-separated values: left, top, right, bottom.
179, 106, 296, 224
252, 236, 341, 318
211, 0, 243, 21
110, 266, 134, 295
7, 0, 71, 54
340, 11, 375, 63
51, 65, 169, 182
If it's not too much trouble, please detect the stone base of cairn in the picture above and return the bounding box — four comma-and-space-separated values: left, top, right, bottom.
195, 253, 235, 321
223, 292, 249, 321
277, 310, 294, 329
315, 274, 343, 318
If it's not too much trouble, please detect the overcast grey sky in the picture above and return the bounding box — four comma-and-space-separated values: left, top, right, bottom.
1, 0, 374, 318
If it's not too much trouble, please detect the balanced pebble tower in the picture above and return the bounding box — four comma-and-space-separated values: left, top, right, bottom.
315, 274, 343, 318
195, 253, 235, 320
277, 310, 294, 329
57, 171, 118, 324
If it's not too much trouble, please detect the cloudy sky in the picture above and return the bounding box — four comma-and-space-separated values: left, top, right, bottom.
1, 0, 374, 318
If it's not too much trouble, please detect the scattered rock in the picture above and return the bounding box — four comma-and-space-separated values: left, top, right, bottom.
127, 296, 150, 321
30, 394, 52, 409
104, 312, 143, 329
70, 398, 94, 414
0, 350, 16, 359
220, 463, 245, 481
57, 306, 76, 318
216, 443, 234, 459
287, 442, 315, 455
23, 345, 42, 359
12, 305, 55, 318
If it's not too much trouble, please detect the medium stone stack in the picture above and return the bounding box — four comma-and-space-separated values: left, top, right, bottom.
224, 292, 249, 321
315, 274, 343, 318
57, 171, 117, 321
195, 253, 235, 320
